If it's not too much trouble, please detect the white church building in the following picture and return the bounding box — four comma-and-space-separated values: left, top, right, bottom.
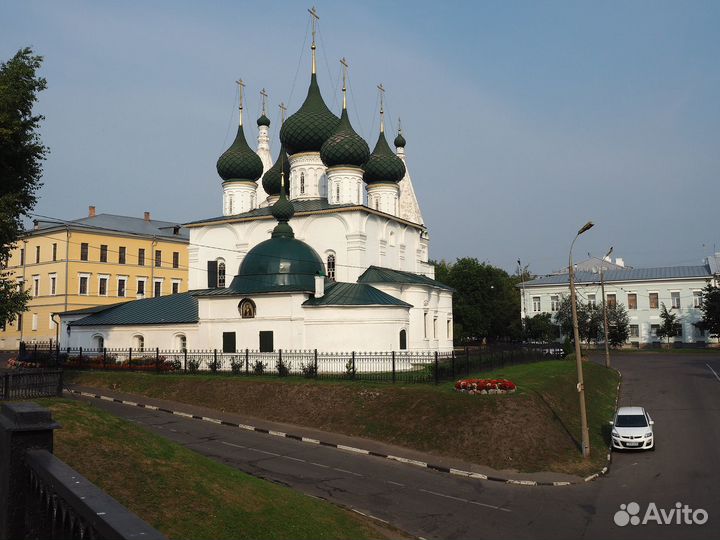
60, 22, 453, 354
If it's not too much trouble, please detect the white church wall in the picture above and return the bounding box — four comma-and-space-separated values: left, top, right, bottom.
65, 324, 199, 351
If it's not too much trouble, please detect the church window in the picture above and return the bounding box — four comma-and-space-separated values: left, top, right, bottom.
327, 254, 336, 280
176, 334, 187, 352
217, 260, 226, 288
336, 183, 340, 203
133, 334, 144, 352
300, 173, 305, 195
399, 329, 407, 350
239, 298, 256, 319
228, 195, 234, 214
375, 199, 379, 210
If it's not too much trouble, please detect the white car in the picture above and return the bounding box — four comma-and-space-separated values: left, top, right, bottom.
611, 406, 655, 451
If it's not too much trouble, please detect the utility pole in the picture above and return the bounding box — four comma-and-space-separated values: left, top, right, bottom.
569, 221, 593, 459
600, 247, 613, 368
518, 259, 528, 338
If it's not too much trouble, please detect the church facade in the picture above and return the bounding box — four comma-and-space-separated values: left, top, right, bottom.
60, 19, 453, 354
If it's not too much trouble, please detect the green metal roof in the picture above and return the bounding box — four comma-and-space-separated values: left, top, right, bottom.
262, 144, 290, 196
358, 266, 454, 291
320, 108, 370, 168
364, 131, 406, 184
69, 293, 199, 326
303, 281, 412, 307
216, 125, 264, 182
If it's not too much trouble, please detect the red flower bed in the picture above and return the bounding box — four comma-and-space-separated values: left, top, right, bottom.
454, 378, 516, 395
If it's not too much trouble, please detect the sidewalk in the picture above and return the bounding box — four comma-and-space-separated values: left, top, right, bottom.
66, 383, 585, 486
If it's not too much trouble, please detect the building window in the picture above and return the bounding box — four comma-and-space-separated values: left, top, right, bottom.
155, 250, 162, 268
587, 294, 596, 308
447, 319, 452, 338
32, 276, 40, 297
137, 279, 146, 297
49, 274, 56, 296
606, 294, 616, 309
671, 291, 680, 309
433, 317, 438, 338
550, 295, 560, 312
99, 276, 108, 296
327, 254, 336, 280
172, 251, 179, 269
399, 329, 407, 350
17, 314, 22, 332
80, 243, 89, 261
650, 324, 660, 338
649, 292, 659, 309
31, 314, 38, 331
119, 246, 126, 264
52, 243, 57, 261
93, 335, 104, 350
79, 275, 89, 295
628, 293, 637, 310
630, 325, 639, 338
153, 280, 162, 298
423, 313, 428, 338
176, 334, 187, 352
118, 277, 127, 297
532, 296, 541, 312
133, 334, 144, 352
172, 280, 180, 294
695, 326, 706, 339
35, 245, 40, 264
20, 248, 25, 266
217, 261, 226, 288
239, 298, 256, 319
300, 172, 305, 195
228, 194, 234, 215
693, 291, 702, 308
335, 183, 340, 203
100, 244, 108, 262
138, 248, 145, 266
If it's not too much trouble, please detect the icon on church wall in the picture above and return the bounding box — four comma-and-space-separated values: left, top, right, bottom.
239, 299, 256, 319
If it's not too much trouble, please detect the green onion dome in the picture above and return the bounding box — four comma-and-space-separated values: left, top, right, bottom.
270, 182, 295, 233
216, 125, 264, 182
363, 131, 406, 184
320, 108, 370, 168
257, 113, 271, 127
394, 131, 406, 148
279, 74, 339, 155
262, 145, 290, 196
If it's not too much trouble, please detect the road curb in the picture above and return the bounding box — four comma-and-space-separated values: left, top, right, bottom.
66, 388, 614, 487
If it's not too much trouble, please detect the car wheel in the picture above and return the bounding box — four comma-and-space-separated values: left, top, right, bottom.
649, 442, 656, 451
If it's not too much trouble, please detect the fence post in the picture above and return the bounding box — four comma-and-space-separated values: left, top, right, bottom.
156, 347, 160, 373
314, 349, 318, 379
128, 347, 132, 370
0, 403, 60, 540
56, 370, 64, 397
465, 346, 470, 376
33, 344, 37, 365
434, 351, 439, 385
245, 349, 249, 376
213, 349, 218, 373
2, 375, 8, 401
103, 348, 107, 370
183, 349, 188, 373
278, 349, 283, 377
55, 342, 60, 368
392, 351, 396, 384
351, 352, 356, 380
79, 347, 83, 370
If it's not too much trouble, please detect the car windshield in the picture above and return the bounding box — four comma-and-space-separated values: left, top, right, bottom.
616, 414, 648, 428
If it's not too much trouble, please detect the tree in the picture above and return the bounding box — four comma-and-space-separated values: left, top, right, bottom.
605, 302, 630, 348
695, 283, 720, 343
525, 313, 558, 343
0, 47, 47, 326
656, 303, 681, 345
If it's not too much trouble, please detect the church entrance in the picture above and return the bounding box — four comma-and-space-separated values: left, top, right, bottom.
259, 331, 274, 352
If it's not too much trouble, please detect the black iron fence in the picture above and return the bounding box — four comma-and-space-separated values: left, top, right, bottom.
0, 370, 63, 401
0, 403, 165, 540
16, 342, 563, 384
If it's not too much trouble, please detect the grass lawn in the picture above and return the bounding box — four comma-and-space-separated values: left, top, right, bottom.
38, 399, 405, 540
66, 359, 619, 476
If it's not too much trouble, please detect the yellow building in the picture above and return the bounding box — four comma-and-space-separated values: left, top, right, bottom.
0, 206, 189, 350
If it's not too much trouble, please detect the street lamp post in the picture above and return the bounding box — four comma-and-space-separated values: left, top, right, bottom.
569, 221, 593, 458
600, 247, 613, 369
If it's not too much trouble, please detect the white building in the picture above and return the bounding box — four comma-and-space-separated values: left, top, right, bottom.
520, 255, 720, 346
60, 22, 453, 354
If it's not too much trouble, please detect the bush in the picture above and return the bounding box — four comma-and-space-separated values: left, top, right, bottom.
344, 359, 356, 379
300, 362, 318, 379
230, 358, 244, 375
187, 358, 201, 373
276, 358, 289, 377
252, 360, 267, 375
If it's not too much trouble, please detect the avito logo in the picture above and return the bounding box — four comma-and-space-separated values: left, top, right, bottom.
614, 502, 708, 526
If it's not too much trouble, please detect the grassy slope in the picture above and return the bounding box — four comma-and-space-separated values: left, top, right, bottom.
66, 360, 619, 475
40, 399, 403, 540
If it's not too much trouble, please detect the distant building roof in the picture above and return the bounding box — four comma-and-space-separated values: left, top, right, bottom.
68, 293, 199, 326
303, 282, 412, 307
30, 213, 189, 241
554, 256, 630, 274
525, 265, 713, 287
358, 265, 453, 291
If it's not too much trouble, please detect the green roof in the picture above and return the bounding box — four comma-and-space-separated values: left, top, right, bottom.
320, 108, 370, 168
394, 131, 406, 148
363, 131, 406, 184
303, 281, 412, 307
257, 113, 271, 127
358, 266, 454, 291
262, 144, 290, 196
216, 125, 264, 182
69, 293, 199, 326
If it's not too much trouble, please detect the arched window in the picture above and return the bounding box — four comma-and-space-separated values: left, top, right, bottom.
133, 334, 144, 352
228, 194, 234, 214
375, 199, 379, 210
399, 329, 407, 350
300, 172, 305, 195
389, 230, 396, 246
93, 334, 104, 350
335, 183, 340, 203
217, 260, 226, 288
176, 334, 187, 352
239, 298, 256, 319
327, 254, 336, 280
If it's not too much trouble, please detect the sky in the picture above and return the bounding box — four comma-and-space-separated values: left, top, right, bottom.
3, 0, 720, 275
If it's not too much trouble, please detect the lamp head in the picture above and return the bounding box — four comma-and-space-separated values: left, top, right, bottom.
605, 246, 614, 258
577, 221, 594, 235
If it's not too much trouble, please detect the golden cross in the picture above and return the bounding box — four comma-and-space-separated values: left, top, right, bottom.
260, 88, 268, 115
377, 83, 385, 132
236, 78, 245, 125
308, 6, 319, 73
340, 57, 348, 108
279, 102, 287, 124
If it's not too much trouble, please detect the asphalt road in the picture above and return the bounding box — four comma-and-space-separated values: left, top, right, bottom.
75, 352, 720, 540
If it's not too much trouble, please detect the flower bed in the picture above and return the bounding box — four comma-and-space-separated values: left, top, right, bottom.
454, 378, 517, 395
6, 357, 43, 370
